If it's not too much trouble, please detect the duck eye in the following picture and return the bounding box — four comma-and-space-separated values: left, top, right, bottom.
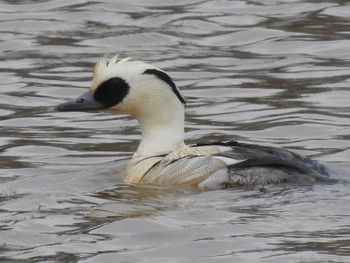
94, 77, 130, 108
77, 98, 84, 103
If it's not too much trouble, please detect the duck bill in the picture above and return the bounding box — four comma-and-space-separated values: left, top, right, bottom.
56, 90, 105, 112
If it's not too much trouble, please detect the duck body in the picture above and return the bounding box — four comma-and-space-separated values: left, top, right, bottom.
125, 141, 330, 190
56, 55, 330, 191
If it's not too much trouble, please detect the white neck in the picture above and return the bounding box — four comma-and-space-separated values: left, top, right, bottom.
131, 99, 188, 160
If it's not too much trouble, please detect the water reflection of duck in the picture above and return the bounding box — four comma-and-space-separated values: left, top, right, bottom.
56, 55, 330, 191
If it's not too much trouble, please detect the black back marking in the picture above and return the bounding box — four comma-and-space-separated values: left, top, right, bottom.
143, 68, 186, 105
195, 140, 239, 147
94, 77, 130, 108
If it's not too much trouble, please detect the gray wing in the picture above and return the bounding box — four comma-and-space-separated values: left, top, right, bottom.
213, 141, 329, 172
211, 141, 331, 184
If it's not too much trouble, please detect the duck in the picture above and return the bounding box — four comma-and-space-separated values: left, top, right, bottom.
56, 55, 331, 191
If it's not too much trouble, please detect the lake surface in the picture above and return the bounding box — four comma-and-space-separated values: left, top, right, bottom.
0, 0, 349, 262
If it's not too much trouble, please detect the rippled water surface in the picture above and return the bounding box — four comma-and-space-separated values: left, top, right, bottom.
1, 1, 349, 262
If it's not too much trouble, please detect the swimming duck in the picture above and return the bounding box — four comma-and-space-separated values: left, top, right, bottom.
56, 55, 330, 191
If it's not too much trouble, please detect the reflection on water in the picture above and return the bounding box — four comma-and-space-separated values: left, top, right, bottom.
0, 0, 349, 262
88, 184, 195, 220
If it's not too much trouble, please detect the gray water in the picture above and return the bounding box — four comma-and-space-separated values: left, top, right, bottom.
0, 1, 349, 262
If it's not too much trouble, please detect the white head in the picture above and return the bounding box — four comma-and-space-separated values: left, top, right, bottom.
56, 55, 187, 156
57, 55, 185, 117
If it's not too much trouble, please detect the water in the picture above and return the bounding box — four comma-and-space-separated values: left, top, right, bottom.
0, 0, 349, 262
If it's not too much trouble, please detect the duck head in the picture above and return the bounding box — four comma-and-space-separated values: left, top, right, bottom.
56, 55, 188, 157
56, 55, 185, 116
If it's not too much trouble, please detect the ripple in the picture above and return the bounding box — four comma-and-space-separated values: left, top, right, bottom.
241, 39, 350, 59
321, 4, 350, 18
191, 27, 297, 47
80, 32, 179, 48
4, 145, 71, 157
292, 90, 350, 108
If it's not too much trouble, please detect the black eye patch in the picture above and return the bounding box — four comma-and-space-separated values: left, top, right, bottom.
93, 77, 130, 108
143, 69, 186, 105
